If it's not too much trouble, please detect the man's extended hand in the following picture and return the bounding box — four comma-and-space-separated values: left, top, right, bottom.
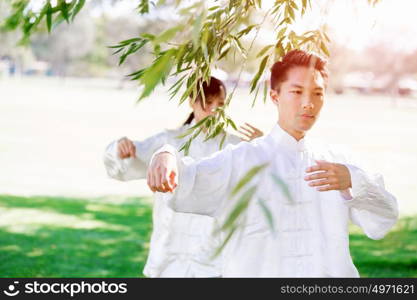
147, 152, 178, 193
304, 160, 352, 192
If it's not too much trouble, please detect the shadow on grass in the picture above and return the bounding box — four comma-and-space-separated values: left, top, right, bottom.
0, 194, 153, 277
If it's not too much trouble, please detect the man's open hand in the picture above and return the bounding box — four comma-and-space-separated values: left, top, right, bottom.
304, 160, 352, 192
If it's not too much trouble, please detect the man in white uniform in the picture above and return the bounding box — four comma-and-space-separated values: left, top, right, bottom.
147, 50, 399, 277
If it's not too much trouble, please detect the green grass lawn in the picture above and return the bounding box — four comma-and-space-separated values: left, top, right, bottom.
0, 194, 416, 277
0, 195, 152, 277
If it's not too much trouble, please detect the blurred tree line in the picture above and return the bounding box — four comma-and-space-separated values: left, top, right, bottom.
0, 1, 315, 81
1, 1, 416, 96
0, 1, 170, 78
2, 0, 417, 100
0, 1, 274, 81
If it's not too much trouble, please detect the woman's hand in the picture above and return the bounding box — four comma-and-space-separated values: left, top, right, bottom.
117, 137, 136, 159
238, 123, 264, 142
147, 152, 178, 193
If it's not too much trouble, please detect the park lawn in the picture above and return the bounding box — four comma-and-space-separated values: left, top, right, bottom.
0, 194, 416, 278
0, 194, 152, 277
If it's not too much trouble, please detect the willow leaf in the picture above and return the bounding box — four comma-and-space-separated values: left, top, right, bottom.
256, 44, 274, 58
153, 25, 182, 45
212, 225, 237, 258
46, 3, 53, 33
271, 174, 294, 203
231, 164, 268, 197
71, 0, 85, 21
320, 41, 330, 57
139, 49, 177, 100
250, 55, 269, 93
258, 197, 275, 233
221, 186, 257, 231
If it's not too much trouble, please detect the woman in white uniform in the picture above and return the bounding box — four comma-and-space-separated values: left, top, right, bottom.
103, 77, 263, 277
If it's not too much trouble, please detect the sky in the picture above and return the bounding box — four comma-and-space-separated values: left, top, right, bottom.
303, 0, 417, 52
115, 0, 417, 53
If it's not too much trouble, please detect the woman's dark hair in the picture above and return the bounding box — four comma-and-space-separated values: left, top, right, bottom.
183, 112, 195, 125
183, 76, 226, 125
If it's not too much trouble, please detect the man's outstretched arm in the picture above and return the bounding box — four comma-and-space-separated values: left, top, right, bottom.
343, 165, 399, 240
304, 159, 398, 240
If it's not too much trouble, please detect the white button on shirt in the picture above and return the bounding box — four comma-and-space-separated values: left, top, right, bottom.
156, 124, 399, 277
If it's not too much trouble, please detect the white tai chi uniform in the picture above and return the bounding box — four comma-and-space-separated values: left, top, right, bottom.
154, 123, 399, 277
103, 122, 241, 277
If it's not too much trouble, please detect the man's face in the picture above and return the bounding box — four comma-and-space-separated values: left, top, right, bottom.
270, 66, 325, 136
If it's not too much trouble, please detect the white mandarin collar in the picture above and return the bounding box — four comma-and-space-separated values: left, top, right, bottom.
269, 123, 308, 152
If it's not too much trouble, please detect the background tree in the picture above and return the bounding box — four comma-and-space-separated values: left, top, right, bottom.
30, 9, 95, 77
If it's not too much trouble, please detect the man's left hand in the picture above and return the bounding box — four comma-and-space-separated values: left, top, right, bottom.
304, 160, 352, 192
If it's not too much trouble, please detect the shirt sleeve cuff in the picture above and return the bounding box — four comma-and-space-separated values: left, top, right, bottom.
103, 139, 126, 177
150, 144, 177, 162
342, 163, 369, 208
